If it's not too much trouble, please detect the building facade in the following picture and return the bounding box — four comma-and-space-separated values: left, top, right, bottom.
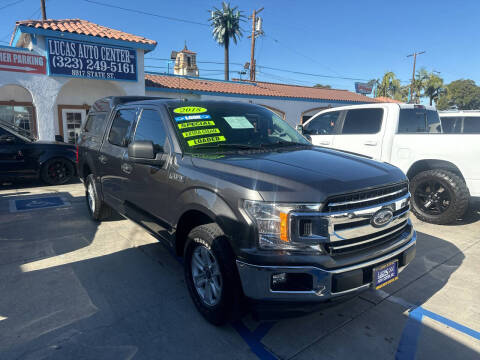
1, 18, 376, 142
0, 19, 156, 142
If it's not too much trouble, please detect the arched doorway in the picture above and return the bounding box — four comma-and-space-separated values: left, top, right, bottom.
55, 79, 125, 143
0, 84, 37, 138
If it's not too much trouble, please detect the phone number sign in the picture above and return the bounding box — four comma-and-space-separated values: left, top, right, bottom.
47, 38, 137, 81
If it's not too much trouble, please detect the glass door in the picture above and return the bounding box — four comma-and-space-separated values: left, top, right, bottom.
61, 109, 86, 144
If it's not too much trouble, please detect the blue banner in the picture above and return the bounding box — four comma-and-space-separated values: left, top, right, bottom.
46, 38, 137, 81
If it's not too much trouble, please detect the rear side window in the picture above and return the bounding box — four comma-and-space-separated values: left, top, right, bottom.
304, 111, 340, 135
399, 109, 441, 133
440, 117, 462, 133
341, 108, 383, 134
133, 109, 167, 147
463, 117, 480, 133
108, 109, 137, 147
84, 112, 107, 134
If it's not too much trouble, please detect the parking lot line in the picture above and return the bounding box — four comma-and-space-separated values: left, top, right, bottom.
232, 321, 278, 360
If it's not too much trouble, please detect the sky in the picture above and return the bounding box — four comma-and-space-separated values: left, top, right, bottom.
0, 0, 479, 93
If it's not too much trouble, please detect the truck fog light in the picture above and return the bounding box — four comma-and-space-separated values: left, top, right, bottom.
272, 273, 287, 286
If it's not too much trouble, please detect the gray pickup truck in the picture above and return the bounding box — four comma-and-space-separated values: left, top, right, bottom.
77, 97, 416, 325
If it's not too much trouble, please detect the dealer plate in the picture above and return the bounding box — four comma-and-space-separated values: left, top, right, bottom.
373, 260, 398, 289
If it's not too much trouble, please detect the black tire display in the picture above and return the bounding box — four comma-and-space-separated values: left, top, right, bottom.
410, 169, 469, 224
184, 223, 242, 325
85, 174, 112, 221
40, 158, 74, 185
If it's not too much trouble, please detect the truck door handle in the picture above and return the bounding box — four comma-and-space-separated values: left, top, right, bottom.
98, 155, 107, 164
319, 140, 331, 145
121, 163, 132, 174
364, 141, 377, 146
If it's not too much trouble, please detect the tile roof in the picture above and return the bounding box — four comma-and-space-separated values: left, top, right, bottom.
374, 96, 403, 103
13, 19, 156, 46
145, 74, 378, 103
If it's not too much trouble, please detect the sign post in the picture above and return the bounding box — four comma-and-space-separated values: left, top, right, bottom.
354, 82, 374, 95
46, 38, 137, 81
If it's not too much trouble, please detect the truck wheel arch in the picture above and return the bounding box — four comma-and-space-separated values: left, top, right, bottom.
174, 191, 239, 257
407, 159, 465, 182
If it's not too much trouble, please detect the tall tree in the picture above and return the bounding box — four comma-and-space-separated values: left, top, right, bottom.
375, 72, 401, 99
437, 79, 480, 110
209, 2, 244, 81
423, 73, 445, 106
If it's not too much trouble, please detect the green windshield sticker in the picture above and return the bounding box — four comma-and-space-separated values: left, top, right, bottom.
173, 106, 207, 114
187, 135, 226, 147
223, 116, 254, 129
182, 128, 220, 138
178, 120, 215, 129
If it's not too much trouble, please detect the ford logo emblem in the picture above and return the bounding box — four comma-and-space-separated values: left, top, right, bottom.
371, 208, 394, 228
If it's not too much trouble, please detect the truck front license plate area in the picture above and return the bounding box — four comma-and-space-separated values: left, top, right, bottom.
373, 260, 399, 289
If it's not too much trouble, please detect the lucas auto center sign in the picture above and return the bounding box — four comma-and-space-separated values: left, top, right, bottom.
47, 38, 137, 81
0, 48, 46, 74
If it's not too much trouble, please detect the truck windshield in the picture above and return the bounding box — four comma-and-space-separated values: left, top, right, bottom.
167, 102, 310, 153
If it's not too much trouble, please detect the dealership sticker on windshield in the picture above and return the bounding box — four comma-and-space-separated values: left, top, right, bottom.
175, 114, 211, 122
187, 135, 226, 147
173, 106, 207, 114
182, 128, 220, 138
178, 120, 215, 129
223, 116, 254, 129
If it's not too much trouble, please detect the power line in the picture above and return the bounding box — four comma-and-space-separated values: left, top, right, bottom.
145, 57, 244, 66
83, 0, 209, 27
0, 0, 25, 11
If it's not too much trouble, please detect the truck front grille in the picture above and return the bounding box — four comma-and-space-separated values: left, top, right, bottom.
324, 182, 408, 213
289, 182, 411, 256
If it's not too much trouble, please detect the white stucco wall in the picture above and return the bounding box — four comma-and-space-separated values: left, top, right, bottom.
145, 89, 348, 127
0, 35, 147, 140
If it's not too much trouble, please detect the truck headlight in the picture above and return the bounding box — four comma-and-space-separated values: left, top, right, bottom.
243, 200, 324, 252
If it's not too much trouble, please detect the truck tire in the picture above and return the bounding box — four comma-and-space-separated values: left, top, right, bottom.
85, 174, 111, 221
40, 158, 74, 185
410, 169, 469, 224
184, 223, 242, 325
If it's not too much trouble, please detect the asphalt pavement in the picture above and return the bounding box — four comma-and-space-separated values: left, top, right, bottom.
0, 181, 479, 359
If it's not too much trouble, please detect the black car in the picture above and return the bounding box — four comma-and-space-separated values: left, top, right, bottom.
0, 121, 77, 185
78, 97, 416, 325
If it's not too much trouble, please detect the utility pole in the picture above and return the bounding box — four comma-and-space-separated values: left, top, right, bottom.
407, 50, 425, 103
249, 7, 263, 81
40, 0, 47, 21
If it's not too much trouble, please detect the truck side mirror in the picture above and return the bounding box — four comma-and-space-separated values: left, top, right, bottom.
128, 140, 156, 159
128, 140, 165, 166
296, 124, 304, 134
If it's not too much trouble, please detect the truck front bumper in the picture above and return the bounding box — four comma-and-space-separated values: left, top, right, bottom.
236, 230, 416, 302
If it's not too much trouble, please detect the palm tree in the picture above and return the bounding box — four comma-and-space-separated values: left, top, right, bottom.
375, 72, 401, 99
209, 2, 244, 80
424, 73, 445, 106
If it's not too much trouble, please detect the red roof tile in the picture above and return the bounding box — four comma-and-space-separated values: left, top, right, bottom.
13, 19, 156, 46
373, 97, 403, 103
145, 74, 378, 103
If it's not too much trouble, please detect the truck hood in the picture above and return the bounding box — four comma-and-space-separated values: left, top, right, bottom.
190, 147, 406, 203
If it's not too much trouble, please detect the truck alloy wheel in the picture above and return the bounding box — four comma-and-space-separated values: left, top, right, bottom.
87, 183, 96, 214
184, 223, 242, 325
191, 245, 223, 306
